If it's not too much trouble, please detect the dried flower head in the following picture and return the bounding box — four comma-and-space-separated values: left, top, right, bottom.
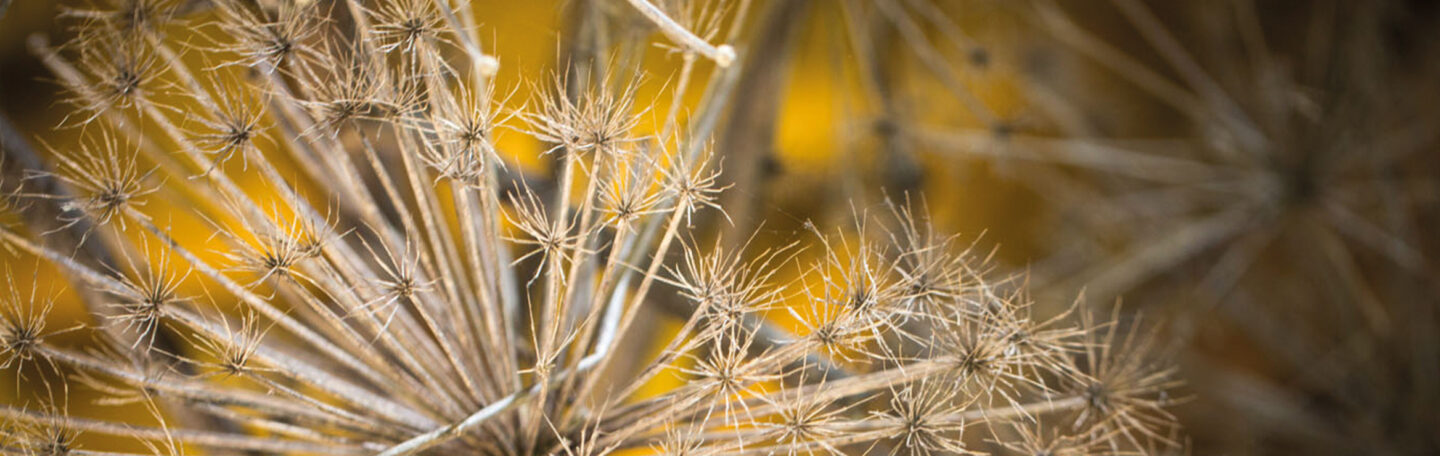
191, 82, 269, 172
100, 250, 189, 351
877, 377, 973, 456
26, 132, 155, 240
212, 0, 324, 71
0, 2, 1190, 455
523, 71, 647, 157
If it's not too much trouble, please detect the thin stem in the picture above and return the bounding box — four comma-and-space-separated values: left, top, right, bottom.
624, 0, 736, 67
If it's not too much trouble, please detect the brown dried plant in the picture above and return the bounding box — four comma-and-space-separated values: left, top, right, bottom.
0, 0, 1185, 455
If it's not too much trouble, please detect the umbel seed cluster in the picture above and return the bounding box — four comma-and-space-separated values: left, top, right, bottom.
0, 0, 1182, 455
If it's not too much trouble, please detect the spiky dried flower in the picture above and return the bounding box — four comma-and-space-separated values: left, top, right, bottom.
24, 131, 156, 238
878, 378, 973, 456
190, 81, 269, 172
98, 248, 189, 351
0, 1, 1187, 455
211, 0, 325, 71
522, 70, 647, 158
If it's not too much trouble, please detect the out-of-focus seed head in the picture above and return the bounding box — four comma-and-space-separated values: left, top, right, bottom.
62, 32, 162, 124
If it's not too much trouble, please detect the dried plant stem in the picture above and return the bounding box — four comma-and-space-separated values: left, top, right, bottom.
119, 214, 438, 426
624, 0, 736, 67
433, 0, 498, 79
660, 54, 697, 142
571, 191, 690, 406
0, 405, 371, 455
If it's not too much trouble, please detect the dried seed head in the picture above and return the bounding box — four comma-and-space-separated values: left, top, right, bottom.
192, 82, 268, 172
791, 298, 883, 363
506, 187, 581, 280
672, 237, 791, 345
681, 334, 772, 405
189, 311, 271, 378
0, 305, 48, 372
6, 1, 1192, 453
213, 0, 323, 71
932, 307, 1037, 402
64, 31, 160, 122
661, 150, 729, 224
102, 252, 188, 351
523, 70, 646, 158
1068, 311, 1183, 450
599, 157, 663, 227
31, 132, 156, 238
20, 412, 81, 456
886, 201, 967, 314
299, 48, 391, 136
218, 204, 334, 286
759, 369, 845, 455
416, 84, 507, 186
879, 378, 971, 456
801, 228, 909, 360
0, 275, 76, 373
358, 237, 433, 331
369, 0, 448, 62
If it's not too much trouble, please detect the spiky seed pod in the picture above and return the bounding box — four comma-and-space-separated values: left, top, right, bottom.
298, 47, 392, 137
879, 377, 973, 456
661, 149, 728, 224
1067, 310, 1182, 451
191, 82, 268, 172
758, 368, 848, 455
599, 156, 664, 228
0, 275, 80, 374
0, 301, 48, 372
58, 29, 163, 125
211, 0, 324, 72
99, 253, 188, 351
523, 71, 647, 158
368, 0, 450, 69
26, 133, 155, 238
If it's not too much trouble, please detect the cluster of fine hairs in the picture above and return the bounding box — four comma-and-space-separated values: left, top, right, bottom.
0, 0, 1187, 455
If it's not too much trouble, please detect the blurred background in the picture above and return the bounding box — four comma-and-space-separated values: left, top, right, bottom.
2, 0, 1438, 454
